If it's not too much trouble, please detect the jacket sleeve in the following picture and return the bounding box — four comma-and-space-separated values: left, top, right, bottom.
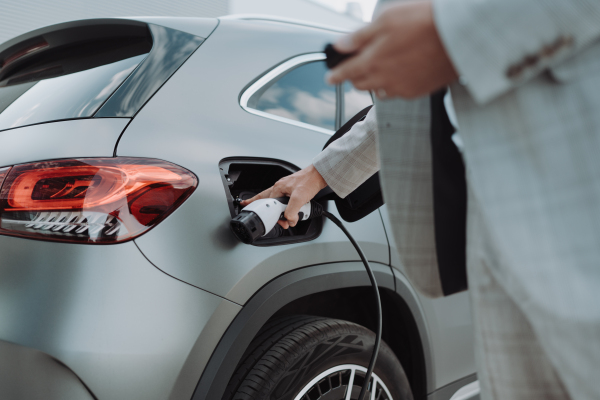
433, 0, 600, 104
312, 106, 380, 199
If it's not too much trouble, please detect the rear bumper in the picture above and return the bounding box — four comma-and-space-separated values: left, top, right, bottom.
0, 236, 238, 400
0, 340, 94, 399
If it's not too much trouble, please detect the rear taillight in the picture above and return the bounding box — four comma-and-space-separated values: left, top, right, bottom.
0, 158, 197, 244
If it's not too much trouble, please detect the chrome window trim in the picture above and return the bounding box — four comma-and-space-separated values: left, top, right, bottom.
239, 53, 335, 136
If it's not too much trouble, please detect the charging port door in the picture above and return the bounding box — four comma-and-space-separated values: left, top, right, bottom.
219, 157, 323, 246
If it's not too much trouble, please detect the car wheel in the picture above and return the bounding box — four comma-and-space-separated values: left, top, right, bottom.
224, 316, 413, 400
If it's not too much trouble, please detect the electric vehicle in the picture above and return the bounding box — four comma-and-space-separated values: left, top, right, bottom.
0, 16, 478, 400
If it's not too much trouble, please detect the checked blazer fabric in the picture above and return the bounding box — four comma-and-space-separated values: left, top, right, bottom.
315, 0, 600, 398
433, 0, 600, 397
314, 97, 447, 298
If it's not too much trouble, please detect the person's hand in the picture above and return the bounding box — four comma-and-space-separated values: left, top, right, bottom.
240, 164, 328, 229
327, 0, 458, 99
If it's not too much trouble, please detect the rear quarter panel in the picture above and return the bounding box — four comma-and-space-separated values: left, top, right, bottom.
0, 118, 129, 167
116, 19, 390, 304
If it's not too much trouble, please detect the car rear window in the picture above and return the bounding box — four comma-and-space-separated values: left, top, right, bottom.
0, 20, 153, 132
0, 54, 145, 130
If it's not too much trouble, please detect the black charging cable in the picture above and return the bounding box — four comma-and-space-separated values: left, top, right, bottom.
230, 198, 381, 399
322, 210, 381, 400
321, 45, 379, 398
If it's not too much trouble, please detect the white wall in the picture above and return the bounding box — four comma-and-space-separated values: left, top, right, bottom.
0, 0, 227, 45
229, 0, 364, 31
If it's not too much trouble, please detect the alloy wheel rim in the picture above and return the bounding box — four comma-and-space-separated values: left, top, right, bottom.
292, 364, 393, 400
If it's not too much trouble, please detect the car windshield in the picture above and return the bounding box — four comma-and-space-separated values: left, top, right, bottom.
0, 54, 146, 131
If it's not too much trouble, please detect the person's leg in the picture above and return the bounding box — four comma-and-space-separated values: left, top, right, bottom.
467, 260, 570, 399
467, 196, 570, 400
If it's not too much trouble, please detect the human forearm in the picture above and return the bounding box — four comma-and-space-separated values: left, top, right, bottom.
312, 106, 380, 198
240, 107, 380, 227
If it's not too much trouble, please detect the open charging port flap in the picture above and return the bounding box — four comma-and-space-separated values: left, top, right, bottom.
219, 157, 324, 246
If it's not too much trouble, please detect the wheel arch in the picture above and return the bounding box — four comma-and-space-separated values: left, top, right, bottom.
191, 262, 433, 400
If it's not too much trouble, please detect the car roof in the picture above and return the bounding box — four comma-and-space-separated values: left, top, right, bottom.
120, 16, 219, 38
127, 15, 350, 36
220, 14, 351, 34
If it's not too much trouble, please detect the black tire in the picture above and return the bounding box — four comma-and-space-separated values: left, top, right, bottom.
223, 316, 413, 400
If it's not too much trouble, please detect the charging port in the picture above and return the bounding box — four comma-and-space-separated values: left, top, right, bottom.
219, 157, 324, 246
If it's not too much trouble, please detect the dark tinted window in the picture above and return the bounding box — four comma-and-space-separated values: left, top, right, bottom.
0, 55, 145, 130
95, 25, 204, 118
0, 20, 157, 131
248, 61, 336, 131
342, 81, 372, 126
0, 82, 36, 115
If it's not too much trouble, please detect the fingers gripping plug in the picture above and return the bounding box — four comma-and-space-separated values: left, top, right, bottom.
324, 43, 355, 69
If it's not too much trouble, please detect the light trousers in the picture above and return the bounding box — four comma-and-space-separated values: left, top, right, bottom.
467, 191, 574, 400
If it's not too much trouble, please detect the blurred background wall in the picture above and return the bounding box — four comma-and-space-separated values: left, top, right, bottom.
229, 0, 365, 30
0, 0, 227, 44
0, 0, 370, 45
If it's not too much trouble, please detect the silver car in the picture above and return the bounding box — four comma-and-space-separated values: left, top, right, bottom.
0, 15, 478, 400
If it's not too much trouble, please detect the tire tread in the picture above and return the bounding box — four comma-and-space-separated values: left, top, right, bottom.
225, 316, 412, 400
223, 316, 326, 400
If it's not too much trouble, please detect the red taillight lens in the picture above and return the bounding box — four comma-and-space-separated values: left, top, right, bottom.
0, 158, 197, 244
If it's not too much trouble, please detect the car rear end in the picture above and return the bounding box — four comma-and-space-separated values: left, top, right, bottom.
0, 17, 232, 400
0, 16, 478, 400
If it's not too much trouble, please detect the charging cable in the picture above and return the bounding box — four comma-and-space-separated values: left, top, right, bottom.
322, 210, 381, 400
231, 199, 381, 400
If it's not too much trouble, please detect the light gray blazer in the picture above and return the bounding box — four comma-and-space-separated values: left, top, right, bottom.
313, 0, 600, 303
